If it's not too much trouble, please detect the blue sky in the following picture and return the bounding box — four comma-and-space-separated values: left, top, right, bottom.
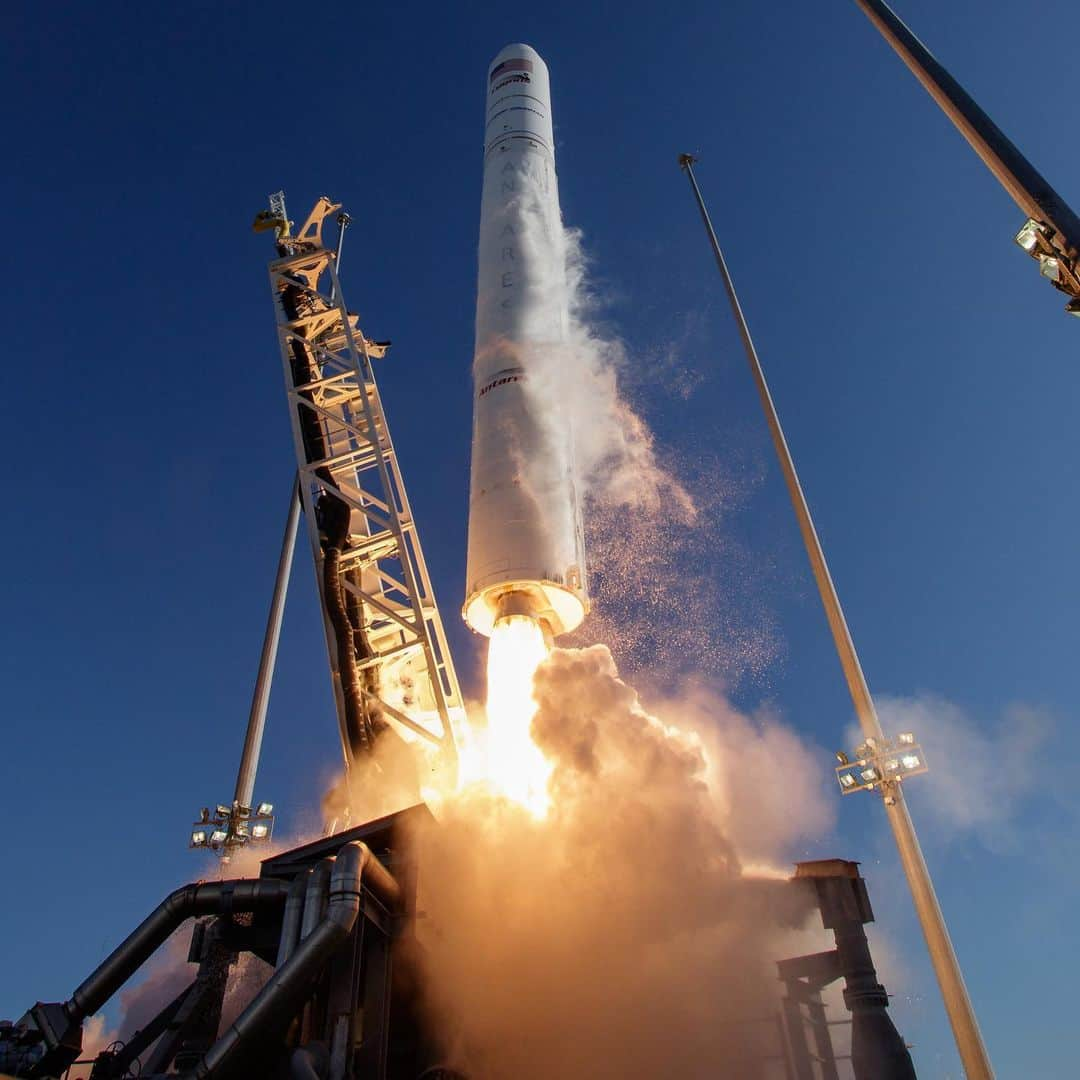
3, 1, 1077, 1075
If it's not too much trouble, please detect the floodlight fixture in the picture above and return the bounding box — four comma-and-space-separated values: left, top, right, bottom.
836, 731, 928, 795
1008, 217, 1080, 307
1040, 255, 1062, 281
191, 792, 275, 857
1015, 218, 1045, 254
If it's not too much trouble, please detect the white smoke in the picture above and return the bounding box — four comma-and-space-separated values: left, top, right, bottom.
411, 643, 837, 1079
509, 165, 694, 520
79, 1012, 116, 1065
863, 694, 1056, 852
506, 165, 780, 681
648, 680, 836, 864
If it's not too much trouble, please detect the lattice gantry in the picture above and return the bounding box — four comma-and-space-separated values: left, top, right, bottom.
266, 196, 461, 777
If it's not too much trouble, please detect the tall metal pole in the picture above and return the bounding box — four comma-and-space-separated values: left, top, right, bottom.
233, 475, 302, 810
853, 0, 1080, 254
852, 0, 1080, 308
328, 211, 351, 305
678, 155, 993, 1079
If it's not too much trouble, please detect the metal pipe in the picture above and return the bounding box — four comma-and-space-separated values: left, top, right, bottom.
836, 921, 915, 1079
300, 858, 334, 942
275, 870, 310, 969
853, 0, 1080, 256
24, 880, 287, 1077
329, 1014, 350, 1080
678, 154, 993, 1079
183, 841, 400, 1079
297, 856, 335, 1045
66, 879, 289, 1025
290, 1045, 327, 1080
233, 476, 302, 812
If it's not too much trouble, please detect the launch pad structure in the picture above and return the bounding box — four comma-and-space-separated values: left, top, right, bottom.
0, 182, 920, 1078
265, 196, 462, 766
192, 193, 466, 858
6, 19, 1016, 1076
3, 805, 914, 1080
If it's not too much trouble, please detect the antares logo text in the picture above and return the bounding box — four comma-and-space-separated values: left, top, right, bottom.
493, 73, 532, 91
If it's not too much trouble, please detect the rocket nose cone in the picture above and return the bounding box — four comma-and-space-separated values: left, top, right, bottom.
489, 42, 546, 70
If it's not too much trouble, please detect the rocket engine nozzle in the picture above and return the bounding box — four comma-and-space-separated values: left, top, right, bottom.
492, 589, 556, 648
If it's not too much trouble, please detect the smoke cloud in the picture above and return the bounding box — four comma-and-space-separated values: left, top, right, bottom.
647, 680, 835, 864
412, 643, 833, 1079
407, 153, 833, 1076
867, 693, 1056, 852
503, 164, 779, 681
531, 222, 695, 519
510, 174, 692, 522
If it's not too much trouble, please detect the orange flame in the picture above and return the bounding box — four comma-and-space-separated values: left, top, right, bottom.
457, 614, 552, 816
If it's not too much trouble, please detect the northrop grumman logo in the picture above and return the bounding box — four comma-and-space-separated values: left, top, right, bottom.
493, 73, 532, 91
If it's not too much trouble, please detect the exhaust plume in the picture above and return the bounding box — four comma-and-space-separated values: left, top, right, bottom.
504, 149, 779, 682
413, 644, 833, 1079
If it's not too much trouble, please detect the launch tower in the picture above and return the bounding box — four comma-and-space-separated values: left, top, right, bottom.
265, 196, 462, 770
191, 195, 466, 858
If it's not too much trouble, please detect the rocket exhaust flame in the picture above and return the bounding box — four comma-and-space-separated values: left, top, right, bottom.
467, 613, 552, 816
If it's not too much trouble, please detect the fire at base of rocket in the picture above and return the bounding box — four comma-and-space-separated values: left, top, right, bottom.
463, 43, 589, 641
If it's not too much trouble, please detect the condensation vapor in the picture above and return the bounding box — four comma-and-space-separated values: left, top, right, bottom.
410, 644, 833, 1079
506, 165, 780, 681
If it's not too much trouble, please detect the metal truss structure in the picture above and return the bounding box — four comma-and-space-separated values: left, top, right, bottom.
266, 195, 461, 777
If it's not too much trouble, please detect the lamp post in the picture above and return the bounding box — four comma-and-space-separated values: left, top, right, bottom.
854, 0, 1080, 316
679, 154, 993, 1079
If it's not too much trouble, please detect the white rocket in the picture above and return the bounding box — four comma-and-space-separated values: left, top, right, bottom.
463, 43, 589, 639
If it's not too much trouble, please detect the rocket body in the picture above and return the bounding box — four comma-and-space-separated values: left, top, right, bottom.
463, 44, 588, 638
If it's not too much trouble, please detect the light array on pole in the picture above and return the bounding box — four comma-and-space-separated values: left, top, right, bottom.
190, 801, 275, 856
836, 733, 928, 795
1014, 219, 1080, 316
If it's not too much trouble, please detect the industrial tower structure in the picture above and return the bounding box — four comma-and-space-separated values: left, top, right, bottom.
264, 194, 461, 767
192, 195, 464, 857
